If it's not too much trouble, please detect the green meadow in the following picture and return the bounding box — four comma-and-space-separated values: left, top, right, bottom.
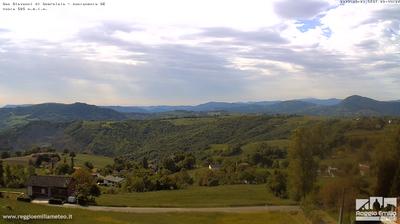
2, 153, 113, 169
71, 154, 114, 168
96, 184, 295, 208
0, 198, 310, 224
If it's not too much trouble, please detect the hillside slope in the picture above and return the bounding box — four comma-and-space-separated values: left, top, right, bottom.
0, 115, 316, 158
0, 102, 128, 130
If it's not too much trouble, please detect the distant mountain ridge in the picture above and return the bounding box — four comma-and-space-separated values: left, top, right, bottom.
2, 96, 400, 131
101, 98, 341, 113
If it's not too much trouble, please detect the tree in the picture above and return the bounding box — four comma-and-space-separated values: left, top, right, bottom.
254, 169, 270, 184
113, 157, 125, 172
142, 157, 148, 169
4, 164, 11, 186
0, 161, 4, 187
84, 161, 94, 170
72, 169, 100, 203
374, 126, 400, 196
127, 176, 147, 192
89, 184, 101, 197
238, 167, 256, 184
70, 152, 76, 168
288, 128, 319, 200
55, 163, 72, 175
181, 154, 196, 169
172, 170, 193, 188
197, 170, 219, 186
27, 165, 36, 177
3, 164, 29, 188
268, 170, 287, 198
162, 157, 178, 172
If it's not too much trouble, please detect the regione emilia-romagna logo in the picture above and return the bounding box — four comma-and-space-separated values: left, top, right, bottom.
356, 197, 397, 221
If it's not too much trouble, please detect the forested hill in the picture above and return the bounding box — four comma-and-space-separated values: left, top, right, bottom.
0, 115, 311, 157
1, 114, 399, 167
0, 102, 130, 130
0, 102, 126, 120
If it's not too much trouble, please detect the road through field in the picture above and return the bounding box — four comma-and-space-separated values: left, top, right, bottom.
57, 204, 301, 213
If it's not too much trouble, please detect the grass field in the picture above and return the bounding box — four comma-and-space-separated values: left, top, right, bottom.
168, 116, 234, 126
241, 139, 289, 154
96, 184, 295, 207
0, 198, 310, 224
71, 154, 114, 168
2, 153, 113, 169
1, 155, 34, 166
0, 188, 26, 193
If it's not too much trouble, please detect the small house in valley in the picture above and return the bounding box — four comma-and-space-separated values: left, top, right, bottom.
95, 174, 125, 187
102, 175, 125, 187
27, 175, 75, 200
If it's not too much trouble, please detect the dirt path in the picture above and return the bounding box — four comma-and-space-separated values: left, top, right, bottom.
55, 204, 301, 213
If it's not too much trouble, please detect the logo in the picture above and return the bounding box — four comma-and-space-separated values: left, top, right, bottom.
356, 197, 397, 221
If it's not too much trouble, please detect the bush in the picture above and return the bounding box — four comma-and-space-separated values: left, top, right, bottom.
172, 170, 193, 189
55, 163, 73, 175
77, 196, 95, 206
197, 170, 219, 186
17, 196, 32, 202
77, 198, 88, 206
103, 187, 118, 194
254, 169, 270, 184
48, 198, 63, 205
267, 170, 287, 198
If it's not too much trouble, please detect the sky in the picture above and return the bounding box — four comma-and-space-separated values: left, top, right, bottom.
0, 0, 399, 106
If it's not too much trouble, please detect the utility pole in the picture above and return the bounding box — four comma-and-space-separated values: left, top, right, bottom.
338, 188, 345, 224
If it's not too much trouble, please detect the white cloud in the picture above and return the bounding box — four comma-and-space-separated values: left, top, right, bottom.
0, 0, 399, 105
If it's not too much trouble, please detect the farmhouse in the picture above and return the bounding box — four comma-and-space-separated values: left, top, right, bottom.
95, 175, 124, 187
102, 175, 125, 187
27, 175, 75, 200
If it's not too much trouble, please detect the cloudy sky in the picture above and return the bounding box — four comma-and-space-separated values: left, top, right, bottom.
0, 0, 399, 106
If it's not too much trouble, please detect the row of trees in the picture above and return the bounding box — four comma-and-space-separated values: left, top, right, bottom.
196, 164, 271, 186
247, 144, 287, 168
374, 126, 400, 196
0, 146, 59, 159
123, 169, 193, 192
0, 162, 35, 188
283, 121, 400, 223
